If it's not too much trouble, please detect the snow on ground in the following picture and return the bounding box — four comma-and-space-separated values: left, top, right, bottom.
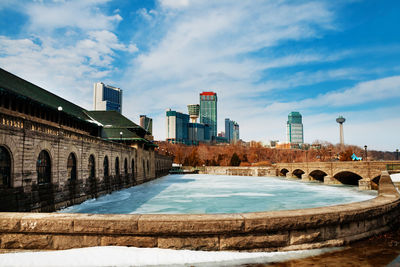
390, 173, 400, 182
0, 246, 341, 267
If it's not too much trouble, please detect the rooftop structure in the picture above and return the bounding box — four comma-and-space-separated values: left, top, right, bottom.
187, 104, 200, 123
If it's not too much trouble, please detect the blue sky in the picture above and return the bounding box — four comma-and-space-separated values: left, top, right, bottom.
1, 0, 399, 151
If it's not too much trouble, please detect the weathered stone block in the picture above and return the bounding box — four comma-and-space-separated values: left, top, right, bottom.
220, 233, 288, 250
0, 233, 51, 249
290, 229, 322, 245
158, 236, 219, 250
138, 214, 244, 234
73, 214, 140, 234
51, 235, 100, 250
20, 214, 73, 233
0, 213, 21, 232
101, 236, 157, 247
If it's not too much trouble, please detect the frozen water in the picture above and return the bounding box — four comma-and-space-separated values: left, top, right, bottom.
60, 174, 376, 214
0, 246, 342, 267
391, 173, 400, 182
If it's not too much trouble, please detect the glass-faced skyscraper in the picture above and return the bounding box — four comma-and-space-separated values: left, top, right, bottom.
200, 92, 217, 139
286, 111, 304, 145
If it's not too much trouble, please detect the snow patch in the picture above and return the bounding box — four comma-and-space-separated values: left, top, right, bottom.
0, 246, 341, 267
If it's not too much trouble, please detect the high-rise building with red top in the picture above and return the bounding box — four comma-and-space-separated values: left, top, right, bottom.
199, 91, 217, 139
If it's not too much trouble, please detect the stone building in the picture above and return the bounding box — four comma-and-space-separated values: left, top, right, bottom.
0, 68, 172, 212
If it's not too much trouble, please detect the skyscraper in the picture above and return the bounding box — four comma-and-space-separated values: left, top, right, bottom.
225, 118, 239, 143
140, 115, 153, 135
200, 92, 217, 139
286, 111, 303, 145
166, 109, 189, 144
233, 122, 240, 144
225, 118, 234, 142
93, 82, 122, 113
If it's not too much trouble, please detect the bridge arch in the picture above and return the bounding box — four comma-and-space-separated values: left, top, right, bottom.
333, 171, 363, 186
309, 170, 327, 182
280, 168, 289, 177
292, 169, 305, 179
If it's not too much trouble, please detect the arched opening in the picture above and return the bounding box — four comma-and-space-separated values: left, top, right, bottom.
103, 156, 110, 191
131, 159, 135, 183
309, 170, 327, 182
67, 153, 77, 181
334, 171, 362, 186
0, 146, 11, 187
293, 169, 305, 179
88, 155, 97, 198
280, 168, 289, 177
147, 160, 150, 174
115, 157, 120, 176
124, 158, 128, 185
89, 155, 95, 179
37, 150, 51, 184
143, 159, 146, 179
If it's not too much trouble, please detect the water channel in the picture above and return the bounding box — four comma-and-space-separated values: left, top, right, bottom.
56, 174, 400, 266
61, 174, 376, 214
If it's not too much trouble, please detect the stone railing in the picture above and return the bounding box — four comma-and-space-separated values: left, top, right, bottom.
0, 171, 398, 251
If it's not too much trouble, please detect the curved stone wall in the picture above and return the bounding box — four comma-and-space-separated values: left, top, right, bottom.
0, 171, 399, 251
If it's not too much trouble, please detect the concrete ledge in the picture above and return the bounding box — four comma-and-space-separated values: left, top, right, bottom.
0, 171, 399, 251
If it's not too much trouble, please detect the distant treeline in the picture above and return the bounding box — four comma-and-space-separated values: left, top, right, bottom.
156, 141, 397, 167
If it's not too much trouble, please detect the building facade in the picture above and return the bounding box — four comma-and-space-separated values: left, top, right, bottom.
225, 118, 239, 144
199, 92, 217, 139
140, 115, 153, 135
166, 109, 190, 144
93, 82, 123, 113
286, 111, 304, 145
0, 68, 172, 212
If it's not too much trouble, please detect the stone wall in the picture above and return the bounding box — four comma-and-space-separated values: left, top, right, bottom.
0, 116, 173, 212
0, 171, 398, 251
201, 166, 275, 177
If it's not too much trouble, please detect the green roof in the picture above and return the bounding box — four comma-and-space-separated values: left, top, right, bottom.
86, 111, 148, 138
0, 68, 91, 122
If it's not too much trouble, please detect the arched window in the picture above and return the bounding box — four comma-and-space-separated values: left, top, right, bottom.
67, 153, 77, 181
124, 158, 128, 176
103, 156, 109, 178
131, 159, 135, 177
88, 155, 95, 179
0, 146, 11, 187
147, 160, 150, 173
37, 150, 51, 184
143, 159, 146, 177
115, 157, 120, 176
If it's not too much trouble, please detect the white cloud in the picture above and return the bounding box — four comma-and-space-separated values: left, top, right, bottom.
25, 0, 121, 32
264, 75, 400, 113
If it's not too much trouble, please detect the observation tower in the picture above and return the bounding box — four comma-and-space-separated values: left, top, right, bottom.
336, 116, 346, 147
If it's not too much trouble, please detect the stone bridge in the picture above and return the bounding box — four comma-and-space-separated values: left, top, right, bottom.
275, 161, 400, 190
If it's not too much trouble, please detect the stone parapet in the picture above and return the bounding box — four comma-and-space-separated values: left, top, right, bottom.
0, 171, 398, 251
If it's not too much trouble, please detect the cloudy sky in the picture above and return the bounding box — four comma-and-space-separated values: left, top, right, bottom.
1, 0, 399, 151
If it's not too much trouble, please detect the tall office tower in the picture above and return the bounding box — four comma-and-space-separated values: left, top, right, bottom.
286, 111, 304, 145
93, 82, 123, 113
233, 122, 240, 144
225, 118, 234, 142
140, 115, 153, 135
187, 104, 200, 123
199, 92, 217, 139
166, 109, 189, 144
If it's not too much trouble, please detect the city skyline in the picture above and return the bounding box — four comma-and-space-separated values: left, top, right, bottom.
0, 1, 399, 150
